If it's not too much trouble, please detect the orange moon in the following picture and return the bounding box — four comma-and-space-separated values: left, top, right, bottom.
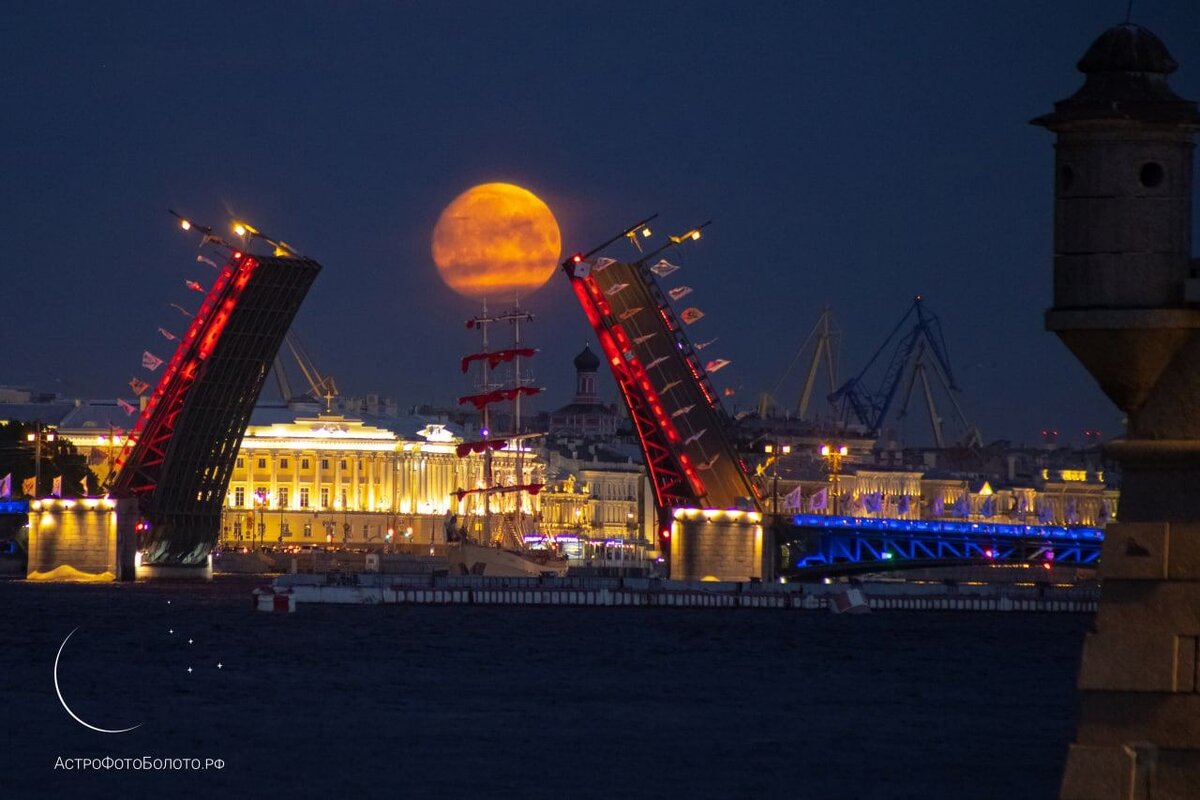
431, 183, 562, 299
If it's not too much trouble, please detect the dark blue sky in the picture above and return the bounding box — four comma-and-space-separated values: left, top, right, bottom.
2, 2, 1197, 446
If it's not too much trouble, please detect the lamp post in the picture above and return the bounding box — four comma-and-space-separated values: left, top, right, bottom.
253, 490, 268, 551
820, 443, 848, 516
763, 442, 792, 516
25, 425, 56, 497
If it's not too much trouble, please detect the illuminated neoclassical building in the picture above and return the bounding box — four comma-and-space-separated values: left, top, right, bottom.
58, 402, 542, 548
219, 405, 542, 547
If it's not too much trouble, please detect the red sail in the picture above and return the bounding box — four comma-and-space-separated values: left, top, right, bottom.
460, 348, 537, 374
457, 386, 542, 410
454, 439, 509, 458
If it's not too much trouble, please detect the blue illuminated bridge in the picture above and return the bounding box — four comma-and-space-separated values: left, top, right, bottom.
779, 514, 1104, 576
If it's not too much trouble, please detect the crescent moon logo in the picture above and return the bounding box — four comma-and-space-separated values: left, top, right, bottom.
54, 627, 141, 734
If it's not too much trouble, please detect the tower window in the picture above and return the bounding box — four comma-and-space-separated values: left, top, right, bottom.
1140, 162, 1164, 188
1059, 165, 1074, 191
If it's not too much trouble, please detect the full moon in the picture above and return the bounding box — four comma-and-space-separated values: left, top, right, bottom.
431, 182, 562, 299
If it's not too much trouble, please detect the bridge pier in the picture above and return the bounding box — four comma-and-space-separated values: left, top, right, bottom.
669, 509, 772, 582
26, 498, 137, 582
135, 559, 213, 581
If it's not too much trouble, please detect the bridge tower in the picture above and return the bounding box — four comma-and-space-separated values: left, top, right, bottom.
1034, 23, 1200, 797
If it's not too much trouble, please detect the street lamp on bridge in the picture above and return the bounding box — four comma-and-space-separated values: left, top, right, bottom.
25, 426, 56, 497
763, 442, 791, 516
820, 443, 848, 516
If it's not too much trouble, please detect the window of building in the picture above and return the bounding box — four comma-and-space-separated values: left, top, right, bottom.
257, 458, 266, 469
321, 459, 329, 470
255, 487, 267, 504
236, 458, 244, 469
341, 489, 348, 509
363, 523, 369, 540
280, 458, 289, 469
301, 458, 310, 470
303, 522, 312, 538
320, 487, 329, 508
340, 459, 347, 470
1140, 162, 1164, 188
300, 487, 309, 508
278, 487, 289, 507
234, 487, 245, 507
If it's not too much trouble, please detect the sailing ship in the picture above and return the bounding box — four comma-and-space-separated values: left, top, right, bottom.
446, 301, 568, 577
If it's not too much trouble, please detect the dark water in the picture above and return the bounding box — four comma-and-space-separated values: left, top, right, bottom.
0, 577, 1089, 799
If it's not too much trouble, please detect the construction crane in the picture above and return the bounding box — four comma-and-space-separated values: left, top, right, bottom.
273, 330, 338, 411
828, 297, 980, 448
764, 306, 840, 420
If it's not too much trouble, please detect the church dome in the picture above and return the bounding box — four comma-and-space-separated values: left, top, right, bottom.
1078, 23, 1177, 75
573, 344, 600, 372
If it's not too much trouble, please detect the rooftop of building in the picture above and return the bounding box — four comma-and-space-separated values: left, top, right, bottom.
1033, 22, 1200, 128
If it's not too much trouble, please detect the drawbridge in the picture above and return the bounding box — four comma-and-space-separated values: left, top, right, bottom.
109, 218, 322, 568
561, 219, 760, 545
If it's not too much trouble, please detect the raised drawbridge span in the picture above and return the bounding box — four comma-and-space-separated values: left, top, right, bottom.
109, 221, 321, 568
561, 220, 760, 548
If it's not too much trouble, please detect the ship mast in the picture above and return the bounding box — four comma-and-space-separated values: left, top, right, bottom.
457, 298, 543, 550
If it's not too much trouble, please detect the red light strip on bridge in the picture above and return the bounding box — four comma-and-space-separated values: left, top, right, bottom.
571, 274, 706, 503
112, 254, 259, 493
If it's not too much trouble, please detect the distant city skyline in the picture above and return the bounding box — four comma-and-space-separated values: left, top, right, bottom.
2, 2, 1197, 447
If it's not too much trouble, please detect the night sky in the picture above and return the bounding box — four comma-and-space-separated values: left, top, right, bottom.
3, 2, 1197, 446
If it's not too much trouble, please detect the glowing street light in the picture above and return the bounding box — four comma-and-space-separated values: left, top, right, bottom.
820, 443, 849, 515
763, 441, 791, 516
26, 427, 56, 497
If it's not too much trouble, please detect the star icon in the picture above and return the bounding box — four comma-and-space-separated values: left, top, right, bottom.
217, 663, 223, 670
187, 667, 193, 674
188, 638, 193, 645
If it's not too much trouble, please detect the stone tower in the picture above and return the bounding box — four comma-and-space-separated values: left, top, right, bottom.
1034, 23, 1200, 799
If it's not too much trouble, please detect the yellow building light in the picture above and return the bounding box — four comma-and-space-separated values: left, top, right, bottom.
180, 219, 192, 231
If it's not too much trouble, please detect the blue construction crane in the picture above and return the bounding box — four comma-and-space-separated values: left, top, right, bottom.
828, 297, 980, 448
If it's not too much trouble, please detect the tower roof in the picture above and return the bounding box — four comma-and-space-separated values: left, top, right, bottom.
573, 344, 600, 372
1077, 23, 1177, 75
1033, 23, 1200, 130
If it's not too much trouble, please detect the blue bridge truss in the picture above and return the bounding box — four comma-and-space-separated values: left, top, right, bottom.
781, 514, 1104, 574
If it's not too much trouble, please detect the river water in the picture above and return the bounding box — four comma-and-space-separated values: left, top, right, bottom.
0, 576, 1089, 799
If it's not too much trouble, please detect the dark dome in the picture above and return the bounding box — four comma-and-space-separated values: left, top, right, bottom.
1032, 23, 1199, 129
1078, 23, 1178, 75
573, 344, 600, 372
